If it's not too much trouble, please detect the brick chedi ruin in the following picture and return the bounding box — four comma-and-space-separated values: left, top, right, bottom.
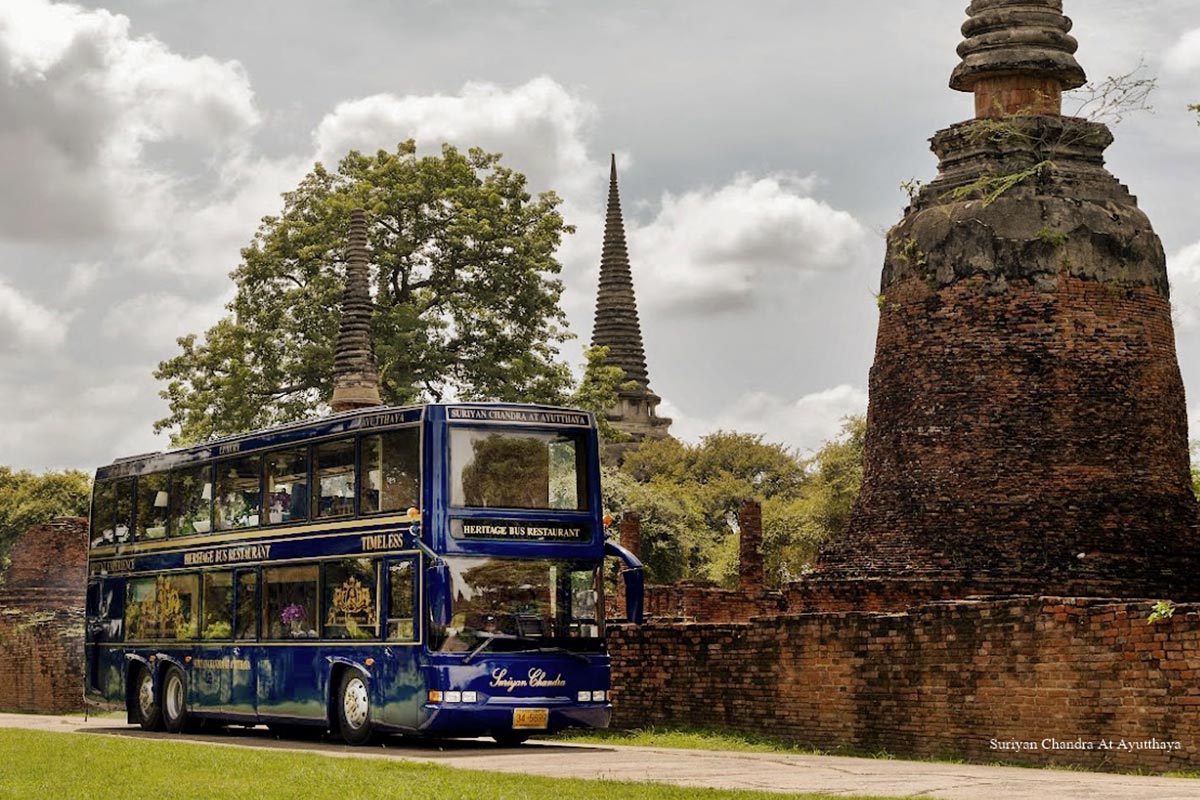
818, 0, 1200, 599
330, 208, 383, 412
592, 155, 671, 454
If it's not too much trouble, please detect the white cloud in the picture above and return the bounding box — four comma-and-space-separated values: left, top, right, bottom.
0, 0, 260, 241
0, 279, 70, 351
628, 174, 871, 313
1169, 242, 1200, 330
661, 384, 868, 455
1165, 28, 1200, 75
313, 76, 600, 201
101, 292, 227, 350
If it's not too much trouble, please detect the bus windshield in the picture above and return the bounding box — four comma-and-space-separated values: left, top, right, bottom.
434, 557, 604, 654
450, 428, 588, 511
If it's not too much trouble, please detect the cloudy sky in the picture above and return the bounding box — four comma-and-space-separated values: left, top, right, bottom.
1, 0, 1199, 471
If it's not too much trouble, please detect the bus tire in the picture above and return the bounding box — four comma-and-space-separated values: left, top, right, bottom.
133, 666, 163, 732
161, 666, 189, 734
336, 670, 373, 746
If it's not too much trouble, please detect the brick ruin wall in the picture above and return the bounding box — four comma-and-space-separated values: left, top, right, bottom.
608, 597, 1200, 773
0, 518, 87, 713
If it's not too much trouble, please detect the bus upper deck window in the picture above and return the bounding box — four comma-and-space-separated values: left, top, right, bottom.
265, 448, 308, 524
136, 473, 169, 540
314, 438, 355, 518
215, 455, 262, 531
171, 464, 213, 536
90, 481, 116, 548
360, 428, 420, 515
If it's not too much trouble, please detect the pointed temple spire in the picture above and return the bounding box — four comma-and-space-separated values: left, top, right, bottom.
950, 0, 1087, 118
330, 208, 383, 412
591, 155, 670, 453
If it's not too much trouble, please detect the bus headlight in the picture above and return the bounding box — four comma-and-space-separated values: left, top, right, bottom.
592, 690, 607, 702
577, 691, 590, 702
461, 691, 478, 703
444, 691, 462, 704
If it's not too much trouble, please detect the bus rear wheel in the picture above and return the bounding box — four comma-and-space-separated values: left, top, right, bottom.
336, 670, 373, 746
134, 666, 162, 731
161, 666, 189, 733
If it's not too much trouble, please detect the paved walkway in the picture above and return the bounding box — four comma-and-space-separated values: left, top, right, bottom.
1, 713, 1197, 799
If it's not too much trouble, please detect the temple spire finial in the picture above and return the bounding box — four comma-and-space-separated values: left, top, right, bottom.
950, 0, 1087, 118
330, 207, 383, 412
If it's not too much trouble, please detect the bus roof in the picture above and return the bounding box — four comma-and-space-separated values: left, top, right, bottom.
96, 403, 595, 481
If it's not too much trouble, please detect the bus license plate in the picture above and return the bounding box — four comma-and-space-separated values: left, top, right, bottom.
512, 708, 549, 729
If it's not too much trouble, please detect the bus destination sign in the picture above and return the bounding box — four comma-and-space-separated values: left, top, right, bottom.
458, 521, 587, 542
447, 407, 590, 427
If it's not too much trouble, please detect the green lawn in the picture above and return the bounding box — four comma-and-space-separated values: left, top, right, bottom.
0, 729, 894, 800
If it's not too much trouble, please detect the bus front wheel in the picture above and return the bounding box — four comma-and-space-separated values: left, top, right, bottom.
336, 670, 373, 746
161, 666, 189, 733
133, 666, 162, 731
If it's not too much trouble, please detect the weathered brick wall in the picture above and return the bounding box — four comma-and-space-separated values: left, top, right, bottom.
609, 597, 1200, 773
0, 517, 87, 713
643, 581, 786, 623
0, 603, 85, 713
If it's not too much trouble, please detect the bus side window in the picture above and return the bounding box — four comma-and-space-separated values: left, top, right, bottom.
360, 429, 420, 515
171, 464, 213, 536
324, 559, 378, 639
235, 570, 259, 640
136, 473, 169, 540
215, 455, 262, 531
314, 439, 355, 519
265, 448, 308, 525
90, 482, 116, 548
114, 478, 134, 543
264, 564, 319, 639
202, 571, 234, 639
387, 560, 417, 642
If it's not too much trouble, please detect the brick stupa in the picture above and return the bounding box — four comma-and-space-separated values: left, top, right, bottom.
330, 208, 383, 412
591, 155, 671, 456
817, 0, 1200, 598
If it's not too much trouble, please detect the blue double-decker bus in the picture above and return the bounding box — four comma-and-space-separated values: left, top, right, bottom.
84, 403, 644, 745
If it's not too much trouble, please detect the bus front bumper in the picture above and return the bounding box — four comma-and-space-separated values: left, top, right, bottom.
418, 700, 611, 736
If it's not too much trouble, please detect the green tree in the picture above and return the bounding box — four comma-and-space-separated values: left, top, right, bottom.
569, 346, 633, 444
608, 418, 866, 588
616, 432, 805, 585
0, 467, 92, 581
155, 141, 575, 445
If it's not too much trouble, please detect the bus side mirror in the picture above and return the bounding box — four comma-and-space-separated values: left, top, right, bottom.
426, 561, 453, 629
604, 541, 645, 625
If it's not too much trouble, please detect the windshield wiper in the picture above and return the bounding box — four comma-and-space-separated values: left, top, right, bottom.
463, 633, 591, 664
463, 632, 526, 663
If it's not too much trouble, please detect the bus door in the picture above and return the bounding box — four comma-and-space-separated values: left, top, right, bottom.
372, 557, 424, 729
194, 569, 258, 716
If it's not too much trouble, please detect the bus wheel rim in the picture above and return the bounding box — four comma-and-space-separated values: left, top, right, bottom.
343, 677, 368, 729
166, 674, 183, 720
138, 673, 155, 718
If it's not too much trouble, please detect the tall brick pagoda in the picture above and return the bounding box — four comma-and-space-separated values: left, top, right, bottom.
592, 155, 671, 453
818, 0, 1200, 598
330, 208, 383, 412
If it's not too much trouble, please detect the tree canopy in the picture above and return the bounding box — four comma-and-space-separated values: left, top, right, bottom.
605, 419, 865, 587
156, 141, 576, 445
0, 467, 91, 581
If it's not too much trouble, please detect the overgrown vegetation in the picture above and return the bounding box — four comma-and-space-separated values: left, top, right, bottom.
0, 467, 91, 582
604, 418, 864, 587
0, 729, 893, 800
